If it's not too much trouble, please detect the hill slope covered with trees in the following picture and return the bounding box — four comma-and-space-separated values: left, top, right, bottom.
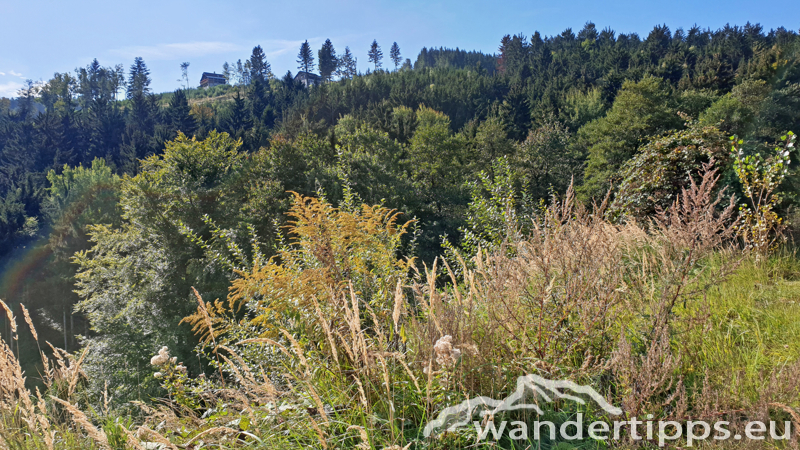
0, 21, 799, 449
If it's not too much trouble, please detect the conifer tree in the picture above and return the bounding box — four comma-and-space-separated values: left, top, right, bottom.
337, 47, 357, 79
368, 40, 383, 70
297, 40, 315, 74
168, 89, 196, 137
225, 90, 250, 139
389, 42, 402, 69
126, 57, 151, 99
318, 39, 338, 82
249, 45, 273, 81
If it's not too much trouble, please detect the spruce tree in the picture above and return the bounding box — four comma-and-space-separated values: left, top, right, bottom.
368, 40, 383, 70
337, 47, 357, 79
318, 39, 338, 82
126, 57, 151, 99
389, 42, 402, 69
249, 75, 272, 126
168, 89, 196, 137
249, 45, 273, 82
225, 90, 250, 139
297, 40, 315, 74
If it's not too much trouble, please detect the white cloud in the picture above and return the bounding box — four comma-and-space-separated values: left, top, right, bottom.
0, 72, 5, 76
110, 41, 242, 61
9, 70, 22, 78
260, 38, 326, 58
0, 81, 24, 98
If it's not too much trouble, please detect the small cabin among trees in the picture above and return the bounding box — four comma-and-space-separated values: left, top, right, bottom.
200, 72, 226, 88
294, 71, 322, 88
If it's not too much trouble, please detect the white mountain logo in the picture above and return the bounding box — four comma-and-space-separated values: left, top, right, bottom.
423, 374, 623, 437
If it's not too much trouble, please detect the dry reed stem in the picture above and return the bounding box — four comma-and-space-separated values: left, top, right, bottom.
354, 376, 368, 409
119, 424, 146, 450
216, 353, 249, 386
183, 426, 240, 446
34, 387, 54, 450
308, 415, 328, 449
216, 345, 258, 385
363, 301, 387, 345
332, 329, 356, 363
281, 329, 311, 378
394, 354, 421, 394
272, 330, 329, 423
376, 353, 396, 441
237, 337, 290, 356
191, 286, 216, 344
347, 425, 370, 450
0, 300, 16, 333
50, 397, 110, 450
312, 295, 340, 368
67, 346, 88, 399
425, 259, 442, 334
392, 279, 404, 333
134, 426, 180, 450
20, 304, 37, 342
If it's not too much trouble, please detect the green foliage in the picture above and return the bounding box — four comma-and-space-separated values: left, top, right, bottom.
732, 131, 795, 253
317, 39, 338, 82
333, 115, 411, 207
297, 40, 315, 74
561, 87, 606, 131
677, 88, 720, 119
389, 42, 402, 69
368, 39, 383, 70
471, 116, 514, 172
610, 122, 730, 218
183, 190, 414, 344
579, 76, 681, 200
249, 45, 272, 81
454, 157, 520, 257
1, 23, 800, 426
700, 79, 770, 135
336, 46, 357, 79
73, 131, 284, 404
516, 117, 578, 199
167, 89, 197, 137
126, 57, 151, 99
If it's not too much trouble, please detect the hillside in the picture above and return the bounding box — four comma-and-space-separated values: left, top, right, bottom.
0, 21, 799, 449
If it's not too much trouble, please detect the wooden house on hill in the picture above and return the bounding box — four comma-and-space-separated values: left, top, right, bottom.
200, 72, 226, 88
294, 71, 322, 88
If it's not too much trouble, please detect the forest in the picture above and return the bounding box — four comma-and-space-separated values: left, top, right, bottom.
0, 21, 800, 449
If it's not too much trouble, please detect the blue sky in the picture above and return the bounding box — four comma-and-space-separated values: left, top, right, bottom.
1, 0, 799, 97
